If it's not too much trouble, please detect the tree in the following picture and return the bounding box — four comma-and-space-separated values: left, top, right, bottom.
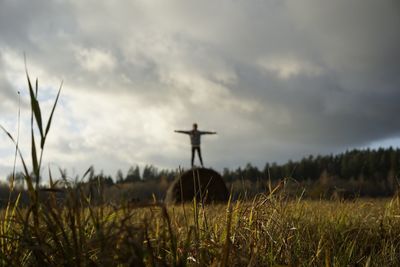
243, 163, 260, 182
222, 168, 232, 182
116, 169, 124, 183
126, 166, 141, 182
142, 165, 158, 181
89, 171, 114, 186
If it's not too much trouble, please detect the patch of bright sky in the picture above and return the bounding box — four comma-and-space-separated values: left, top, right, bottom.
364, 137, 400, 150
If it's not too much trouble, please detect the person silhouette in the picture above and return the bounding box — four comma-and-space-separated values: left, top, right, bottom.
174, 123, 217, 167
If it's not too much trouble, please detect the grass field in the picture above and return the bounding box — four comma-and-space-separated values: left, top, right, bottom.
1, 74, 400, 266
1, 191, 400, 266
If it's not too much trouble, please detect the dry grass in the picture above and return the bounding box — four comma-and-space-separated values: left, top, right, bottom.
1, 192, 400, 266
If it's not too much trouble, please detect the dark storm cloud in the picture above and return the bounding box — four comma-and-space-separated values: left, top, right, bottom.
0, 0, 76, 52
231, 64, 400, 147
275, 0, 400, 147
1, 0, 400, 178
207, 0, 400, 150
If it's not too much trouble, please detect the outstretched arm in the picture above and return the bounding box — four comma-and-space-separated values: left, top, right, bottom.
200, 131, 217, 135
174, 130, 191, 134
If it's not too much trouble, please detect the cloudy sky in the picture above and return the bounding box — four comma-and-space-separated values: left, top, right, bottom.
1, 0, 399, 181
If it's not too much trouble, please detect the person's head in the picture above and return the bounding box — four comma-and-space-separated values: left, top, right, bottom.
193, 123, 198, 130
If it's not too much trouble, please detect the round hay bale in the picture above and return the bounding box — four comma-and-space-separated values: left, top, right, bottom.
165, 168, 229, 204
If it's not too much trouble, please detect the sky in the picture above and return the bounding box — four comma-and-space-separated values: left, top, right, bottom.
1, 0, 400, 181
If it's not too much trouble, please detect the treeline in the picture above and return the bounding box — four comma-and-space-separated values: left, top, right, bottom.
6, 147, 400, 186
114, 165, 177, 184
223, 147, 400, 183
3, 147, 400, 201
110, 147, 399, 199
83, 165, 179, 185
64, 147, 400, 186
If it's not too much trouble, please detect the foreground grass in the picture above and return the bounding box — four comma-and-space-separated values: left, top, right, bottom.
1, 193, 400, 266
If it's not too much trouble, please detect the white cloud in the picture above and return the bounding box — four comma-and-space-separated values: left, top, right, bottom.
258, 57, 323, 79
75, 47, 116, 72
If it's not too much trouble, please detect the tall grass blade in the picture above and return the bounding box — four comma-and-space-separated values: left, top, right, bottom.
35, 78, 38, 97
44, 82, 62, 139
221, 194, 233, 267
49, 168, 54, 188
82, 166, 93, 180
26, 73, 44, 139
0, 125, 34, 192
10, 91, 21, 191
0, 125, 15, 142
31, 128, 39, 184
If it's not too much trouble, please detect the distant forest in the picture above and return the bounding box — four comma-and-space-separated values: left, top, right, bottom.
4, 147, 400, 201
88, 147, 400, 199
104, 147, 400, 184
225, 147, 400, 182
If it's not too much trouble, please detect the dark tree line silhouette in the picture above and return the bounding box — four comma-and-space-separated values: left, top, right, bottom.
6, 147, 399, 187
223, 147, 400, 183
114, 165, 177, 184
102, 147, 400, 186
3, 147, 400, 202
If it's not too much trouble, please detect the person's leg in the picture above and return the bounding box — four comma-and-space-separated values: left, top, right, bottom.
191, 146, 195, 167
197, 147, 204, 167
